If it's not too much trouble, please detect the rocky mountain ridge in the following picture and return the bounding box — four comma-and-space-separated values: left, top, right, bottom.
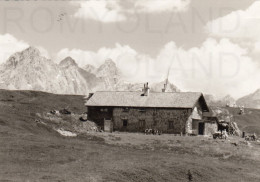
0, 47, 259, 109
0, 47, 179, 95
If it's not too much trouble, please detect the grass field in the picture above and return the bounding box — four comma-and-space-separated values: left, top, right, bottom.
0, 89, 260, 182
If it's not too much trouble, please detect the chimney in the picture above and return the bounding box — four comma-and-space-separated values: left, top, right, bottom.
143, 82, 150, 96
162, 84, 166, 92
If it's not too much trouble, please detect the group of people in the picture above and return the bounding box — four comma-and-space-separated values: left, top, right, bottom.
144, 129, 162, 135
213, 129, 258, 141
213, 129, 228, 139
245, 133, 257, 141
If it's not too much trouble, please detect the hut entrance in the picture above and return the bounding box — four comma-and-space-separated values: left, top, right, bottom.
139, 119, 146, 131
104, 118, 113, 132
123, 119, 128, 127
122, 119, 128, 131
198, 122, 205, 135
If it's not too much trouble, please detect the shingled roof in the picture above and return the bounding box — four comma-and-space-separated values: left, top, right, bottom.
85, 91, 208, 110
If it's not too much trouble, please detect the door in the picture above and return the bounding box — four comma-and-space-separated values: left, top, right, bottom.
122, 119, 128, 131
104, 118, 113, 132
139, 119, 146, 131
198, 122, 205, 135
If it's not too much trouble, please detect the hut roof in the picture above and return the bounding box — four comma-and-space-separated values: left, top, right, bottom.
85, 91, 208, 110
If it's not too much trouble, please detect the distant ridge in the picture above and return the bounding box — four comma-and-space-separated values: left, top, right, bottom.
1, 47, 258, 108
237, 89, 260, 109
0, 47, 180, 96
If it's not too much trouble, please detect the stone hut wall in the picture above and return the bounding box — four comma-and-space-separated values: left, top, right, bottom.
204, 122, 218, 135
112, 107, 190, 134
186, 105, 203, 134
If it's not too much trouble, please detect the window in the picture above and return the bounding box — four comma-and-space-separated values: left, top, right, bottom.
138, 108, 146, 112
192, 119, 198, 130
123, 107, 129, 112
123, 119, 128, 127
139, 119, 145, 128
100, 108, 108, 112
168, 120, 174, 129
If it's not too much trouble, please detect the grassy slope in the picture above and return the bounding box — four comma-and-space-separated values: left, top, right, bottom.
0, 89, 260, 182
225, 107, 260, 135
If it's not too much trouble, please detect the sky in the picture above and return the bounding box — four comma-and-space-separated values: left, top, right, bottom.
0, 0, 259, 99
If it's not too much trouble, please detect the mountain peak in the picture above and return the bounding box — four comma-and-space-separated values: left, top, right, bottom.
104, 58, 116, 66
97, 59, 119, 75
59, 57, 78, 68
4, 46, 42, 68
83, 64, 96, 74
223, 94, 235, 100
22, 46, 41, 57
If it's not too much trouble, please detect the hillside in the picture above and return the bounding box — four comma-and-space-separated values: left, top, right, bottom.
237, 89, 260, 109
225, 107, 260, 135
0, 89, 260, 181
0, 89, 86, 137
